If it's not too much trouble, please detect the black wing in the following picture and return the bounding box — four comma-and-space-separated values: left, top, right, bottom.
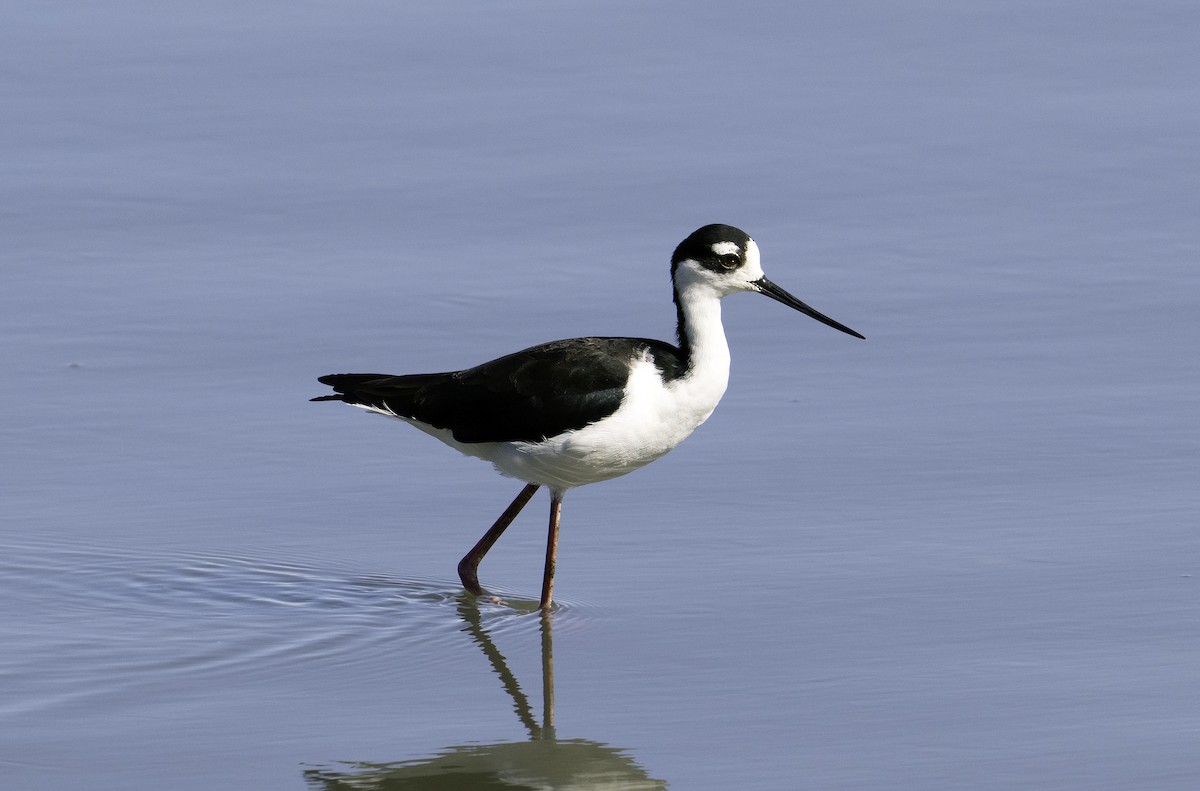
313, 337, 685, 443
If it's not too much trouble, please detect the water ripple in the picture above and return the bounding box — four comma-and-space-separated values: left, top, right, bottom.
0, 540, 588, 716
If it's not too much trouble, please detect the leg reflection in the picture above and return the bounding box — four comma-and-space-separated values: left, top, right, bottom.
303, 599, 666, 789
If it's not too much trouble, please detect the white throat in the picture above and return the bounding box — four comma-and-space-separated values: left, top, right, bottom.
669, 272, 733, 425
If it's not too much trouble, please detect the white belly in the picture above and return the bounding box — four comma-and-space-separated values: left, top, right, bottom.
489, 355, 727, 491
392, 353, 729, 493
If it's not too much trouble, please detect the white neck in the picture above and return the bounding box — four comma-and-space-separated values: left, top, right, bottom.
678, 286, 730, 375
670, 280, 732, 419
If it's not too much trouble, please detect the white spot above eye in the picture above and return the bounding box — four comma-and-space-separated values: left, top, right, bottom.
743, 238, 763, 279
711, 241, 740, 257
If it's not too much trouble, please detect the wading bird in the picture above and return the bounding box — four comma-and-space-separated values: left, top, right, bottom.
313, 224, 863, 611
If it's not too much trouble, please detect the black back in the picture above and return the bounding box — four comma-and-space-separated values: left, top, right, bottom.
314, 336, 687, 443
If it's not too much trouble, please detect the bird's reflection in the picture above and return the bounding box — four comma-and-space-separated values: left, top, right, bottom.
303, 596, 666, 790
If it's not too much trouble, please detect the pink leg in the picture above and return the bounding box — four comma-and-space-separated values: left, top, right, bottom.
539, 492, 563, 612
458, 483, 539, 595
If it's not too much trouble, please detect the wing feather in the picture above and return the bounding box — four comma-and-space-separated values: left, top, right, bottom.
314, 337, 684, 443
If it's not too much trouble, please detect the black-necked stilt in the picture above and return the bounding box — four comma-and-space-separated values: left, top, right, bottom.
313, 224, 864, 611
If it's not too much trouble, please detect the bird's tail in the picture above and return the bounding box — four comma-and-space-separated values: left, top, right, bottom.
310, 373, 389, 403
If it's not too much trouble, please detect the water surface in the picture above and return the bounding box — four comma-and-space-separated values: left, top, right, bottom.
3, 2, 1198, 789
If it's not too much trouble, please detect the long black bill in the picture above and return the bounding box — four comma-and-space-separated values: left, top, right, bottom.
754, 276, 866, 340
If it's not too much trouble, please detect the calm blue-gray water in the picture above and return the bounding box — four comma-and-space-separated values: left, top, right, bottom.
3, 2, 1198, 789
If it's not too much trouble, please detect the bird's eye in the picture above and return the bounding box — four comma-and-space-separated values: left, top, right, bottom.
717, 253, 740, 270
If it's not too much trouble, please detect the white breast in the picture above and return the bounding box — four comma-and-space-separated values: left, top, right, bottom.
484, 347, 730, 492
